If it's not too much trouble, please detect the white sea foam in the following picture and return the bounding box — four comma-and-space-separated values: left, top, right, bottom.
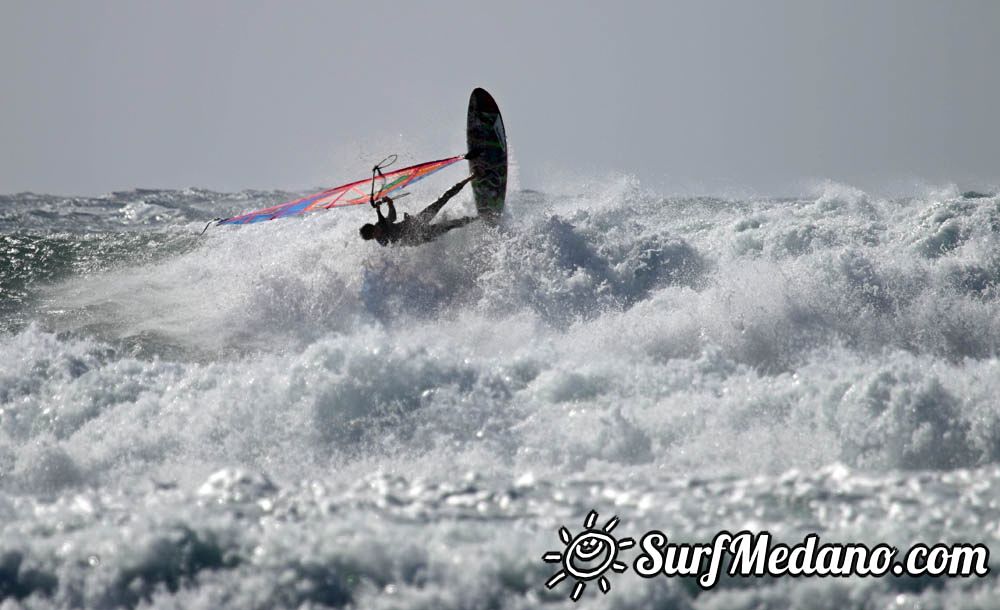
1, 180, 999, 607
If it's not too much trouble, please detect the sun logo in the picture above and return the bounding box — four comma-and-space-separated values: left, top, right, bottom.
542, 510, 635, 602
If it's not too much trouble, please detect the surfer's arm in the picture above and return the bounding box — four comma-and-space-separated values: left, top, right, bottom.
372, 197, 396, 223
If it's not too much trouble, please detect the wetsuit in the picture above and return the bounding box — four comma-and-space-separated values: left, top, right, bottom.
372, 177, 477, 246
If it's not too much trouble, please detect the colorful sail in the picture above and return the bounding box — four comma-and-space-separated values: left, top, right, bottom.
218, 155, 465, 226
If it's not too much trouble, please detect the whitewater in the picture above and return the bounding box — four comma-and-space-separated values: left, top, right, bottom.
1, 174, 999, 609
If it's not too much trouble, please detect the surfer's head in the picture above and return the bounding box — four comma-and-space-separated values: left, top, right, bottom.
360, 223, 380, 240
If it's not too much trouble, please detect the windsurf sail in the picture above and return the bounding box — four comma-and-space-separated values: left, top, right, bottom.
217, 155, 464, 226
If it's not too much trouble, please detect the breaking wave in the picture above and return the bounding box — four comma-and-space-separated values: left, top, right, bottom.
1, 178, 999, 607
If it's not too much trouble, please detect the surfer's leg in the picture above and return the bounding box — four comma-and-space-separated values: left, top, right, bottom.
421, 217, 478, 242
415, 177, 473, 224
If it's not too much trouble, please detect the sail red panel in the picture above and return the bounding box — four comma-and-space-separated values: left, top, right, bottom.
218, 156, 464, 226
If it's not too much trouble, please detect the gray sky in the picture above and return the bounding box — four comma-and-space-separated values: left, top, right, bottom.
2, 1, 998, 196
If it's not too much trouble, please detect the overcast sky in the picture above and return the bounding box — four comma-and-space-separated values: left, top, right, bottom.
2, 1, 998, 196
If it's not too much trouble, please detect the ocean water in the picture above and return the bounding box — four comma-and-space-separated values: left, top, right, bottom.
1, 177, 999, 608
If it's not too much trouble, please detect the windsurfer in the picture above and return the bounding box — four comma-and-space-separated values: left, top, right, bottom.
359, 176, 476, 246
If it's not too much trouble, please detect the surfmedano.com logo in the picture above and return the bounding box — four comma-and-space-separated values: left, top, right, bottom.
542, 510, 990, 602
542, 510, 635, 602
